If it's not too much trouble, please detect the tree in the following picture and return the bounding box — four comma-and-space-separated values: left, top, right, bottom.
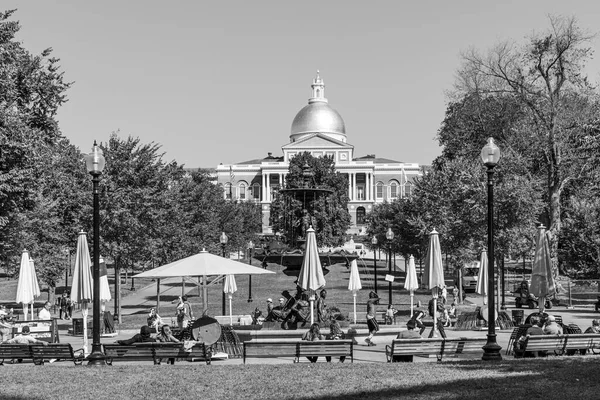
455, 15, 600, 271
269, 152, 351, 247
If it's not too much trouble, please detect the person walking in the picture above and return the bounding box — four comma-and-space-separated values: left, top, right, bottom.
365, 291, 380, 346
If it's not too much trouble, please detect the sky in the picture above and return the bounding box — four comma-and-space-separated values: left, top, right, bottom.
10, 1, 600, 168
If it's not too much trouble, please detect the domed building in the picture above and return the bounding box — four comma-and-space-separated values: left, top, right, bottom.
216, 71, 422, 235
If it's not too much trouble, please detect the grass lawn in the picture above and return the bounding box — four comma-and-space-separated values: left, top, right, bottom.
1, 357, 599, 399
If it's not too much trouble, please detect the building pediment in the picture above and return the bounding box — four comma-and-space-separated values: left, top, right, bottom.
282, 133, 353, 150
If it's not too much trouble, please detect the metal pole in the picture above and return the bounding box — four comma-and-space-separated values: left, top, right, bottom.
373, 248, 378, 294
248, 247, 253, 303
88, 174, 105, 365
388, 244, 392, 306
567, 280, 573, 309
482, 166, 502, 360
501, 259, 506, 310
222, 244, 226, 315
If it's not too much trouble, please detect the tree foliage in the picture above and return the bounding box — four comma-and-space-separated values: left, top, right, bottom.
269, 152, 351, 247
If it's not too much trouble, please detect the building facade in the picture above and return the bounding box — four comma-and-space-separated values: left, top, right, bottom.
216, 72, 422, 235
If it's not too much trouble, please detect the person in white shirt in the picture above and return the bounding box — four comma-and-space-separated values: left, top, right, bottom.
38, 301, 52, 320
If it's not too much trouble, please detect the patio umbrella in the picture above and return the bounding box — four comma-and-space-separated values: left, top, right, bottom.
476, 251, 488, 305
223, 275, 237, 325
530, 224, 555, 313
98, 257, 112, 312
70, 231, 94, 357
422, 229, 445, 337
404, 255, 419, 317
297, 227, 326, 325
16, 249, 41, 321
134, 249, 274, 314
347, 259, 362, 324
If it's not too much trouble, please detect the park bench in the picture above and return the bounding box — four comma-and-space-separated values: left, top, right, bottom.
515, 333, 600, 357
385, 337, 488, 362
31, 343, 83, 365
242, 340, 354, 364
103, 342, 211, 365
0, 344, 32, 365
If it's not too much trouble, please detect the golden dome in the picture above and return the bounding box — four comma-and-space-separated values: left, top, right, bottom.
290, 71, 346, 143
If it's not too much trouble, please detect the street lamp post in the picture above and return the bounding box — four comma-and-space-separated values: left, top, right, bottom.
84, 141, 106, 366
501, 260, 506, 310
371, 236, 378, 294
386, 227, 394, 306
247, 240, 254, 303
220, 232, 228, 316
481, 137, 502, 361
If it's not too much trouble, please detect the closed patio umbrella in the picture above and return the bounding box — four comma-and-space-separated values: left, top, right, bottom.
476, 251, 488, 305
422, 229, 445, 337
70, 231, 94, 357
223, 275, 237, 325
404, 255, 419, 317
530, 224, 555, 313
98, 257, 111, 311
297, 227, 326, 325
347, 260, 362, 324
16, 249, 41, 321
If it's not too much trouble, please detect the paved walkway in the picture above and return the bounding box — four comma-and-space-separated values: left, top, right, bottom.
50, 280, 600, 365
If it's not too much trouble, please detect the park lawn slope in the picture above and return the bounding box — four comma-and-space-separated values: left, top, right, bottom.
1, 357, 599, 400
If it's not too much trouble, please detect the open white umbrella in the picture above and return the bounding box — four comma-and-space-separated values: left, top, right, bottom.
404, 255, 419, 317
223, 275, 237, 325
297, 227, 326, 325
476, 251, 488, 305
530, 224, 555, 313
422, 229, 445, 337
16, 249, 41, 321
70, 231, 93, 357
347, 260, 362, 324
98, 257, 111, 312
134, 249, 274, 314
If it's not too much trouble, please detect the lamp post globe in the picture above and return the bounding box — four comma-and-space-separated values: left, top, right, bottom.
220, 232, 228, 315
84, 141, 106, 366
371, 236, 378, 294
481, 137, 502, 361
386, 228, 394, 306
247, 240, 254, 303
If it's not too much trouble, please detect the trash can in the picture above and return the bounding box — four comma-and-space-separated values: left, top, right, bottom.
511, 309, 524, 326
72, 318, 84, 336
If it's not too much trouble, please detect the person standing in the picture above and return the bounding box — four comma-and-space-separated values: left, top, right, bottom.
365, 291, 380, 346
58, 293, 70, 320
316, 289, 328, 323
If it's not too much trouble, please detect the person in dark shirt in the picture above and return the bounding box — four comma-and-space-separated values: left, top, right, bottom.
516, 315, 545, 357
391, 320, 422, 362
117, 325, 156, 345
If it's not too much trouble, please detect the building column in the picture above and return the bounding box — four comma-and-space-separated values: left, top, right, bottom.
347, 173, 352, 200
266, 173, 270, 202
352, 173, 356, 201
261, 173, 266, 202
366, 172, 370, 201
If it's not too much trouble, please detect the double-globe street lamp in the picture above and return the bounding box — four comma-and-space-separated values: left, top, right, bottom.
481, 137, 502, 361
247, 240, 254, 303
220, 232, 228, 316
386, 227, 394, 306
371, 236, 378, 294
84, 141, 106, 366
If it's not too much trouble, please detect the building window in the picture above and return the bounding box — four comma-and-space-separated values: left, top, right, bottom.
239, 182, 246, 200
376, 182, 384, 199
390, 181, 399, 199
252, 183, 261, 200
403, 181, 413, 198
356, 207, 366, 225
224, 183, 232, 200
357, 185, 365, 200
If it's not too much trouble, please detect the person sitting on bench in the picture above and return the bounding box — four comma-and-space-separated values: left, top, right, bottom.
1, 325, 48, 346
117, 325, 156, 345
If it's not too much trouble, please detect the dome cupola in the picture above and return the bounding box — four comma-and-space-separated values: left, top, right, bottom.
290, 71, 346, 143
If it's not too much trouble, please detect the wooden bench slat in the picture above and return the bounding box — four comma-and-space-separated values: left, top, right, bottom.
243, 340, 353, 364
387, 337, 487, 362
103, 342, 211, 365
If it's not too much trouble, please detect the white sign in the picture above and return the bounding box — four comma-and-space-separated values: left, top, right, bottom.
384, 274, 395, 282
